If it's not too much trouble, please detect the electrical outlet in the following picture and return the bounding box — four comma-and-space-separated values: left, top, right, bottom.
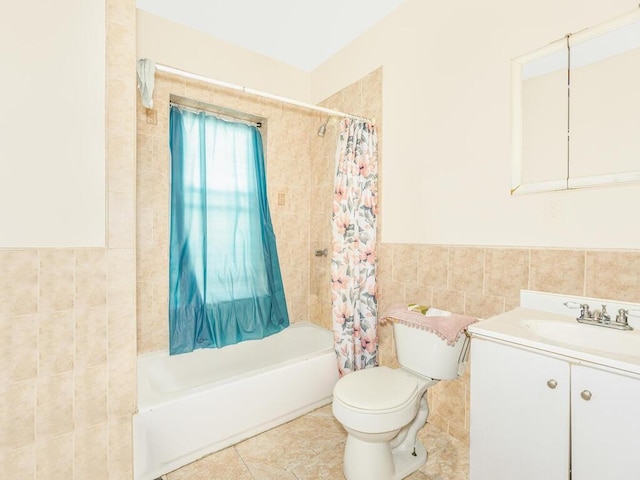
277, 193, 286, 206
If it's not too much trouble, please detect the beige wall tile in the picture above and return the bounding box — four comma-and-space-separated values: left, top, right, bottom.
108, 192, 135, 249
154, 72, 187, 101
107, 249, 135, 309
0, 250, 38, 316
9, 313, 38, 383
484, 248, 529, 299
152, 277, 169, 318
75, 249, 107, 308
108, 139, 136, 195
0, 312, 8, 386
108, 351, 137, 417
376, 243, 393, 283
586, 250, 640, 303
108, 414, 133, 477
2, 380, 35, 450
184, 79, 217, 105
75, 306, 108, 369
504, 296, 521, 311
432, 288, 465, 314
418, 245, 448, 289
392, 244, 418, 284
74, 423, 108, 479
464, 293, 504, 319
377, 280, 406, 313
38, 311, 74, 376
448, 247, 484, 294
35, 432, 73, 480
3, 445, 35, 479
431, 379, 467, 437
404, 284, 433, 307
530, 249, 585, 296
377, 323, 398, 368
36, 373, 73, 438
106, 0, 135, 27
109, 302, 137, 358
75, 365, 108, 427
38, 250, 75, 313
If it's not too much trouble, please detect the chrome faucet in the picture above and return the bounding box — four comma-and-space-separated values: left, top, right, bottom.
563, 301, 633, 331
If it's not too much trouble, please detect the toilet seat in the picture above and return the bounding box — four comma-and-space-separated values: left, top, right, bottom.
334, 366, 419, 411
332, 367, 426, 434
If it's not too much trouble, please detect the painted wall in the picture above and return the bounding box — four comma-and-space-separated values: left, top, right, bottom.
136, 10, 311, 104
311, 0, 640, 249
0, 0, 106, 247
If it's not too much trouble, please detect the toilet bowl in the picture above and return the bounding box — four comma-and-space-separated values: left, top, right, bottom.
332, 316, 471, 480
333, 366, 437, 480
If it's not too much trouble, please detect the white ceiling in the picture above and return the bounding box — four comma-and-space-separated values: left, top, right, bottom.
136, 0, 408, 71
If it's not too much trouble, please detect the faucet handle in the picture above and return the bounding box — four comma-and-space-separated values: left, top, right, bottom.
580, 303, 592, 319
563, 301, 591, 319
617, 309, 640, 324
616, 309, 629, 326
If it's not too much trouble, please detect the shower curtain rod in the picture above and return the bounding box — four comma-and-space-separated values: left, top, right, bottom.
155, 63, 373, 123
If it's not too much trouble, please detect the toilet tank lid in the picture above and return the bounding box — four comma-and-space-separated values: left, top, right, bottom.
334, 366, 418, 411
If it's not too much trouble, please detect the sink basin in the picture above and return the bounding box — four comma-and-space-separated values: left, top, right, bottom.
521, 319, 640, 357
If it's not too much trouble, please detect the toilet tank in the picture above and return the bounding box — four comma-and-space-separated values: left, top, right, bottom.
393, 322, 467, 380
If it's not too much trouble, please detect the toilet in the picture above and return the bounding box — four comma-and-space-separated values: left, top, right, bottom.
332, 320, 467, 480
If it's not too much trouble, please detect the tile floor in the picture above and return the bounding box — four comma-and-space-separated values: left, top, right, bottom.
164, 404, 469, 480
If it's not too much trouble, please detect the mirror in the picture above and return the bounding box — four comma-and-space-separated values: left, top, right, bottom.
512, 9, 640, 194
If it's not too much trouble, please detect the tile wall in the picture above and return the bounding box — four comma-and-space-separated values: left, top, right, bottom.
377, 244, 640, 442
308, 69, 384, 333
0, 0, 137, 478
136, 72, 322, 353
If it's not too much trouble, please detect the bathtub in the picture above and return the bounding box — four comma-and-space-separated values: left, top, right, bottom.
132, 321, 339, 480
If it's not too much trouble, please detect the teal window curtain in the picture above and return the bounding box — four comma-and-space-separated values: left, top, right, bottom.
169, 105, 289, 355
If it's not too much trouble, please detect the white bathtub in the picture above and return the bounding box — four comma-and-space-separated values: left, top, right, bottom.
133, 321, 339, 480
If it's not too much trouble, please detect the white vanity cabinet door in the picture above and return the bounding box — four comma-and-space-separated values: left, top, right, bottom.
470, 339, 570, 480
571, 365, 640, 480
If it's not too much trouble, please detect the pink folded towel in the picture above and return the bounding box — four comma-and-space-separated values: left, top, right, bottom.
380, 303, 478, 345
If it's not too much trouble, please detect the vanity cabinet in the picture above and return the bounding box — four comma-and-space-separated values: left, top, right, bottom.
571, 365, 640, 479
469, 338, 570, 480
470, 338, 640, 480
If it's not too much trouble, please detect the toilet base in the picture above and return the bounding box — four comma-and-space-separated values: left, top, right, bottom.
342, 436, 427, 480
392, 440, 427, 480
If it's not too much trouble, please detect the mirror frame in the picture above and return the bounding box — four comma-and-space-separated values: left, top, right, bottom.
511, 37, 568, 194
511, 9, 640, 195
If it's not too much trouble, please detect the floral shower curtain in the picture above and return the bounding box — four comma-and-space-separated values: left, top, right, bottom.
331, 118, 378, 375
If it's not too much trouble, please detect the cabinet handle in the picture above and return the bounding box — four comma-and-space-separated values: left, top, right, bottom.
580, 390, 592, 401
547, 379, 558, 389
